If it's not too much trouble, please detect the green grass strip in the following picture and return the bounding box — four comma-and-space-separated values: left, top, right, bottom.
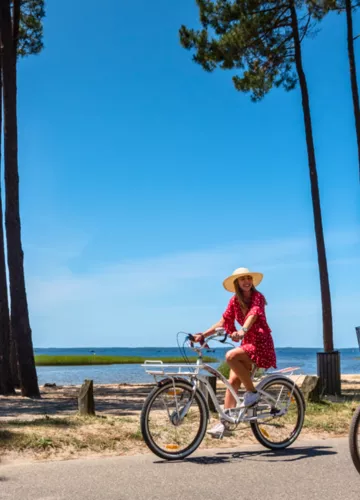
35, 355, 218, 366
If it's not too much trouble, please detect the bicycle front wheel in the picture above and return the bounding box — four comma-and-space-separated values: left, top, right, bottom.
250, 377, 305, 449
140, 379, 208, 460
349, 405, 360, 474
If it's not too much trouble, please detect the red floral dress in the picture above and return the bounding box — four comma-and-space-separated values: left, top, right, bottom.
222, 291, 277, 369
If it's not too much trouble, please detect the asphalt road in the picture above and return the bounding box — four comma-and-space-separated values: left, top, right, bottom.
1, 437, 359, 499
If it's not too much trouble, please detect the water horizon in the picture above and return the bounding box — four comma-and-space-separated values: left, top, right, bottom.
35, 346, 359, 350
34, 346, 360, 386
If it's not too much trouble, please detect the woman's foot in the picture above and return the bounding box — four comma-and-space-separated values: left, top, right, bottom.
243, 390, 260, 407
207, 420, 235, 438
206, 422, 225, 438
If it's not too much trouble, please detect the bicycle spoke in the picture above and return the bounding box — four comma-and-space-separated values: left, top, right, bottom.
251, 379, 304, 448
258, 386, 299, 442
145, 383, 205, 454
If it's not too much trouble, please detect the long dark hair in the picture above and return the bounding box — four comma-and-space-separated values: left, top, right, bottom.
233, 279, 267, 315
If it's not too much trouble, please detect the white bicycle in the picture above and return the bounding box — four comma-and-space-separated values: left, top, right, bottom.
140, 329, 305, 460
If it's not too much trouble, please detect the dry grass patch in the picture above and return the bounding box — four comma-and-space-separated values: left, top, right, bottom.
303, 400, 357, 434
1, 398, 359, 462
0, 414, 145, 460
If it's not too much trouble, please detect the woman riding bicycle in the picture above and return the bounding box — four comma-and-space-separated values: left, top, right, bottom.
193, 267, 277, 437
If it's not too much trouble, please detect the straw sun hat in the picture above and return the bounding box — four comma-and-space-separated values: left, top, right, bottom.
223, 267, 263, 293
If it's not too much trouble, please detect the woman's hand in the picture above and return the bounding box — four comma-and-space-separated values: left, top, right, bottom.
231, 330, 244, 342
193, 334, 204, 343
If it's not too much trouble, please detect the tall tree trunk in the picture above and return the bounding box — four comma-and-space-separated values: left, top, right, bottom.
12, 0, 20, 52
0, 51, 14, 395
9, 329, 20, 387
0, 0, 40, 398
290, 3, 334, 352
345, 0, 360, 181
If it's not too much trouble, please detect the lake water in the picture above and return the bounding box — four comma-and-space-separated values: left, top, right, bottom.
34, 346, 360, 386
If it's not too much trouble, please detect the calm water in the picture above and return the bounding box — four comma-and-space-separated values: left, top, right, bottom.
34, 346, 360, 386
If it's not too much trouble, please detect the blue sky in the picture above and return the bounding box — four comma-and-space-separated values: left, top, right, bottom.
16, 0, 359, 348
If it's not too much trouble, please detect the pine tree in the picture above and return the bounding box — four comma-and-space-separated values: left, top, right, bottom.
180, 0, 339, 393
0, 0, 45, 398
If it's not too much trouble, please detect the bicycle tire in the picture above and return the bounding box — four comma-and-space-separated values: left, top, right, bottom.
250, 377, 305, 449
140, 379, 208, 460
349, 404, 360, 474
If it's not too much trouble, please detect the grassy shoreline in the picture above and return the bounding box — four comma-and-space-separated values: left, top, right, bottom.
34, 355, 217, 366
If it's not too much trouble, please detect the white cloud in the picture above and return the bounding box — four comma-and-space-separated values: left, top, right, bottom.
25, 228, 360, 348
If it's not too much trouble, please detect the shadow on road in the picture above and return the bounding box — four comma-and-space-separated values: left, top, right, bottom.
154, 445, 337, 465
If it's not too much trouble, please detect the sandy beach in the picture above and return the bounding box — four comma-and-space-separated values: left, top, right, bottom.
1, 375, 360, 464
2, 374, 360, 422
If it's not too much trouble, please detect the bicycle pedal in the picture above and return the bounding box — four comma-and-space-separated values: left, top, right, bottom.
209, 429, 233, 439
208, 432, 223, 440
270, 407, 282, 415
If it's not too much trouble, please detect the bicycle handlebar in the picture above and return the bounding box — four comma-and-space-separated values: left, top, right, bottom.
186, 329, 229, 348
215, 328, 228, 343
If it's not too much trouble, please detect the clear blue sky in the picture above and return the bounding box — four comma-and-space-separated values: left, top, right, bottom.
16, 0, 359, 348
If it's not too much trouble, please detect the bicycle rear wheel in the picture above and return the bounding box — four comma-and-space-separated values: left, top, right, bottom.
140, 379, 208, 460
349, 405, 360, 474
250, 377, 305, 449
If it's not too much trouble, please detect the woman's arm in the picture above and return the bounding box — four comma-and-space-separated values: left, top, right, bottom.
242, 314, 257, 331
193, 317, 224, 343
233, 293, 265, 340
194, 296, 236, 343
232, 314, 257, 341
202, 317, 225, 338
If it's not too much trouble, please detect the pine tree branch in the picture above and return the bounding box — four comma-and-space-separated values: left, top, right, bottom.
250, 8, 292, 48
325, 0, 360, 12
248, 4, 284, 16
300, 14, 312, 43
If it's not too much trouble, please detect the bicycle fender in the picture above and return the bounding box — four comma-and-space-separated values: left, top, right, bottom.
156, 377, 194, 388
256, 374, 297, 391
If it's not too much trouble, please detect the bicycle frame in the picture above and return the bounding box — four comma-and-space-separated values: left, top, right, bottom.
143, 355, 301, 426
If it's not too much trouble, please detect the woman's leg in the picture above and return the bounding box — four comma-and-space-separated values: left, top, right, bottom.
225, 347, 255, 393
224, 370, 241, 409
208, 349, 255, 436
